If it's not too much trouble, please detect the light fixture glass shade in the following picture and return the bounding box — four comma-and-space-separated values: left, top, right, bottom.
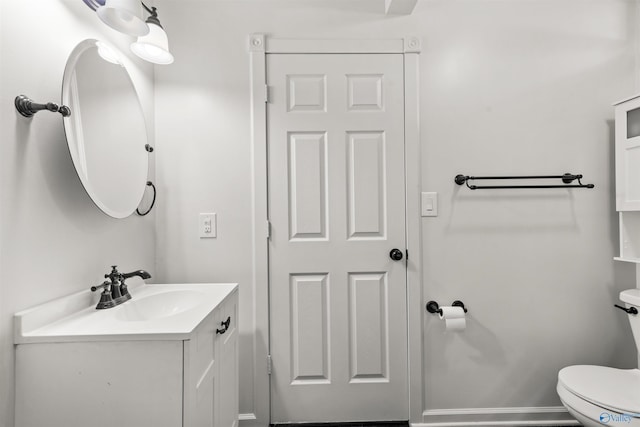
95, 41, 122, 65
130, 23, 174, 65
96, 0, 149, 37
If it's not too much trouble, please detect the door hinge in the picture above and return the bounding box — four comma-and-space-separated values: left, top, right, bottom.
406, 249, 409, 261
266, 220, 271, 239
265, 85, 271, 103
267, 354, 272, 375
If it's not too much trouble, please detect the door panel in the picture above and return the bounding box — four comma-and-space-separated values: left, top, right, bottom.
288, 132, 328, 240
267, 53, 408, 423
290, 274, 330, 383
348, 272, 388, 382
347, 131, 386, 239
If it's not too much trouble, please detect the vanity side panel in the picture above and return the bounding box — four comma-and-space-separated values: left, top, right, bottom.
184, 289, 239, 427
15, 340, 183, 427
216, 290, 239, 427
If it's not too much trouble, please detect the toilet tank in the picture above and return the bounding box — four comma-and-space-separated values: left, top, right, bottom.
620, 289, 640, 349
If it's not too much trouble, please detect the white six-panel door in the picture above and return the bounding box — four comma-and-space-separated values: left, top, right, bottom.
267, 53, 408, 423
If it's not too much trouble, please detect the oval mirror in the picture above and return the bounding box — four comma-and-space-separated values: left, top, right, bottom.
62, 39, 149, 219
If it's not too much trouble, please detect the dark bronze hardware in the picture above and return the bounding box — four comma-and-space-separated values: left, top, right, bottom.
452, 300, 468, 313
615, 304, 638, 315
90, 266, 152, 309
455, 173, 594, 190
216, 316, 231, 335
90, 280, 110, 292
426, 300, 469, 315
15, 95, 70, 118
121, 269, 152, 280
91, 280, 116, 309
426, 301, 441, 315
389, 248, 403, 261
136, 181, 156, 216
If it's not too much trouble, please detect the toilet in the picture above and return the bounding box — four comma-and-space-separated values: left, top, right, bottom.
557, 289, 640, 426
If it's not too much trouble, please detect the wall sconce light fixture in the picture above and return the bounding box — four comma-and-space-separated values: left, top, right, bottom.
84, 0, 173, 65
130, 4, 174, 65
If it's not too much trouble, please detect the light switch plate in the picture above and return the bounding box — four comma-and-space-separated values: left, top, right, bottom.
421, 192, 438, 217
199, 213, 217, 238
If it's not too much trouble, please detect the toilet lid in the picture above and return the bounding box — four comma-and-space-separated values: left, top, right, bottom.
558, 365, 640, 415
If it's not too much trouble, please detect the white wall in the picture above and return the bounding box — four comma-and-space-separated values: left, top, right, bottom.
155, 0, 639, 423
0, 2, 156, 426
421, 0, 637, 417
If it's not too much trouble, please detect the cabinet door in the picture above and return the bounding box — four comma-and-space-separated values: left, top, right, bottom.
184, 313, 217, 427
215, 293, 239, 427
616, 96, 640, 211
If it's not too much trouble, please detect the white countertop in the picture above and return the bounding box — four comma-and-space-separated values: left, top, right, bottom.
14, 282, 238, 344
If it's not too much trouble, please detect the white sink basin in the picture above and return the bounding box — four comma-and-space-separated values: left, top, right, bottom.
14, 282, 238, 343
116, 290, 205, 321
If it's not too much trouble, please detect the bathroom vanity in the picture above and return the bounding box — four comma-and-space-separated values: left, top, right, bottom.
14, 283, 238, 427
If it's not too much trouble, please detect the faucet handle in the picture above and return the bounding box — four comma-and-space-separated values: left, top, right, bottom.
105, 265, 122, 283
91, 281, 117, 309
91, 280, 111, 292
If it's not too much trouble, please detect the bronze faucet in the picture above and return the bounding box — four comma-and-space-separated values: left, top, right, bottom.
90, 266, 152, 310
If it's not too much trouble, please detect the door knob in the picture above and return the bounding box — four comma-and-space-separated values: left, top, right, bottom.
389, 248, 403, 261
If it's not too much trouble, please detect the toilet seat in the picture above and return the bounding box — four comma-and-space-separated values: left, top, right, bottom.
558, 365, 640, 416
557, 382, 640, 427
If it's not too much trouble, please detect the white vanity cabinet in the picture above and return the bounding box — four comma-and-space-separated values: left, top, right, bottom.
615, 95, 640, 262
14, 284, 238, 427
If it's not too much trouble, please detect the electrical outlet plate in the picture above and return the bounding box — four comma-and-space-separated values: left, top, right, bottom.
199, 213, 217, 238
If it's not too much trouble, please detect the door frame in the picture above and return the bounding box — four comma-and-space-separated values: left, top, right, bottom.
249, 34, 423, 427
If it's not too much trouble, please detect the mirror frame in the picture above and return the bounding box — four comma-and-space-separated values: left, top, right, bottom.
61, 39, 149, 219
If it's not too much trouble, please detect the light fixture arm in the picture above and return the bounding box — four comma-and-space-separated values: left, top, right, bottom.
141, 2, 162, 28
15, 95, 71, 118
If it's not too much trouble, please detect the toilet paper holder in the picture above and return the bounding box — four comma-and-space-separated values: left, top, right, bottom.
426, 300, 468, 315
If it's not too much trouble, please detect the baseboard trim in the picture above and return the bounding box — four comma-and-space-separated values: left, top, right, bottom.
239, 413, 259, 426
424, 406, 571, 416
413, 422, 580, 427
271, 423, 408, 427
238, 407, 580, 427
417, 406, 579, 426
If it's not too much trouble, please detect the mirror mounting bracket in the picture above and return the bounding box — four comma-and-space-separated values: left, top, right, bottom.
15, 95, 71, 118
